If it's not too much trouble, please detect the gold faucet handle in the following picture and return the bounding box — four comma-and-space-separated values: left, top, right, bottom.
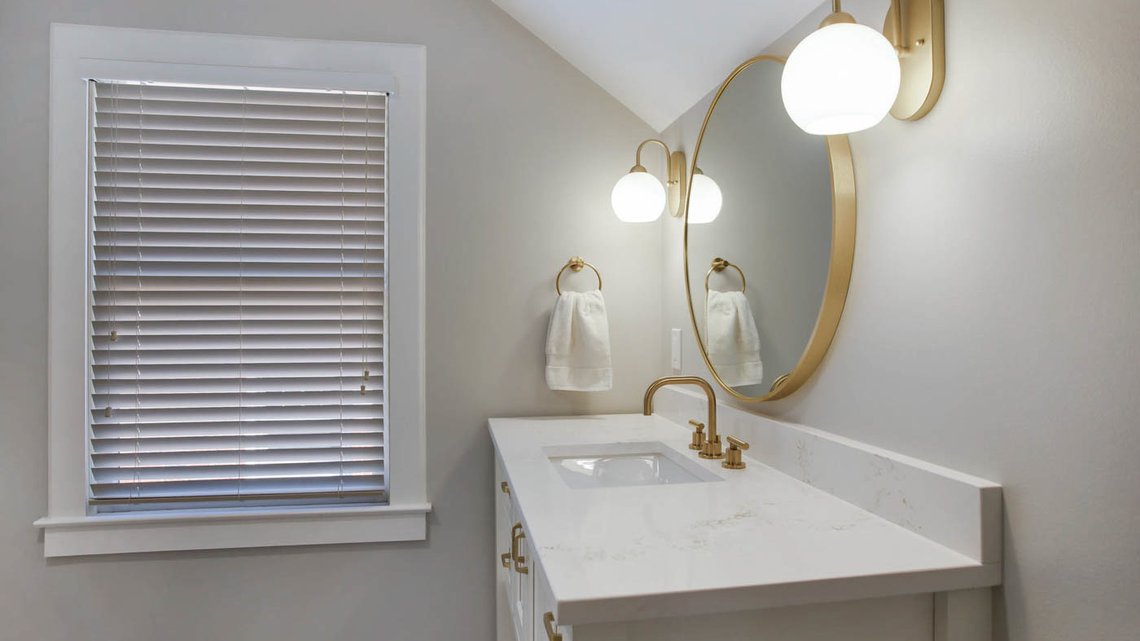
722, 435, 750, 470
688, 420, 706, 450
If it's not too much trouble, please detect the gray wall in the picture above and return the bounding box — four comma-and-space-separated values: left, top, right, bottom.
661, 1, 1140, 639
0, 1, 658, 640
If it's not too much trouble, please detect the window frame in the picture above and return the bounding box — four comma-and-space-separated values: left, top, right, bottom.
37, 23, 429, 557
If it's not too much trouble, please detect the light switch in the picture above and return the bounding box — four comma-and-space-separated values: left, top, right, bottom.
671, 329, 682, 372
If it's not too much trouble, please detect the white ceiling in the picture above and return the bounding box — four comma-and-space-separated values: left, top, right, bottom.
491, 0, 825, 131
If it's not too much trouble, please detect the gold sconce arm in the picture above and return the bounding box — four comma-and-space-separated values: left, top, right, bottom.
889, 0, 906, 52
632, 138, 688, 217
883, 0, 945, 120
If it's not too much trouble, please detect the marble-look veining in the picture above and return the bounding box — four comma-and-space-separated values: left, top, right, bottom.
489, 412, 1002, 626
652, 387, 1003, 562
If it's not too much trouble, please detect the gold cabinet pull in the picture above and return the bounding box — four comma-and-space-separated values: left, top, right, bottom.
510, 523, 529, 575
543, 612, 563, 641
500, 481, 510, 495
500, 552, 512, 568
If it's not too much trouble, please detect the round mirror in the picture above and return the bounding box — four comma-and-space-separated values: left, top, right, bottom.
684, 55, 855, 402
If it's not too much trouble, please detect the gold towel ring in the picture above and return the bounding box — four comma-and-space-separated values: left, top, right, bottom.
555, 256, 603, 295
705, 257, 746, 293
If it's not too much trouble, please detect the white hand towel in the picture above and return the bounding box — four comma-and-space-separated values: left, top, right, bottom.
705, 290, 764, 387
545, 290, 613, 392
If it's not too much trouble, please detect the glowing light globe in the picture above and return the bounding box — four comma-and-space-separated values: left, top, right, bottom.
687, 172, 723, 224
611, 170, 666, 222
782, 22, 901, 135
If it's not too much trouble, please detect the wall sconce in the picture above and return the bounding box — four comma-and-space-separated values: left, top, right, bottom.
611, 139, 686, 222
781, 0, 945, 135
612, 139, 723, 223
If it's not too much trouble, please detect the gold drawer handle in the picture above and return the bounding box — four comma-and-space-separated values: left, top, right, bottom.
510, 523, 529, 575
500, 552, 511, 568
500, 481, 510, 495
543, 612, 563, 641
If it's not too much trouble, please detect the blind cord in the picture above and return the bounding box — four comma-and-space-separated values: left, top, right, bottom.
361, 93, 371, 389
237, 88, 248, 500
336, 91, 348, 498
132, 84, 146, 502
105, 82, 120, 411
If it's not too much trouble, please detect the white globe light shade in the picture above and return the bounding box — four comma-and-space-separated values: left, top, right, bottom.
781, 22, 901, 135
611, 171, 666, 222
687, 173, 723, 224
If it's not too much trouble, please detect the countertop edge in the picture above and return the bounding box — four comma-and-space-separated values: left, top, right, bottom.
557, 562, 1002, 626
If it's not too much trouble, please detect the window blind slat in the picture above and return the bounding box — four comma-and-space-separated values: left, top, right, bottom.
91, 417, 382, 439
95, 92, 387, 113
89, 80, 387, 507
94, 142, 385, 164
94, 246, 383, 264
95, 126, 384, 150
95, 171, 384, 192
94, 187, 384, 207
93, 459, 384, 482
93, 305, 382, 321
91, 404, 384, 429
98, 84, 385, 108
95, 157, 383, 178
93, 362, 383, 381
91, 474, 386, 501
93, 319, 382, 335
95, 235, 384, 253
95, 114, 385, 136
92, 428, 383, 449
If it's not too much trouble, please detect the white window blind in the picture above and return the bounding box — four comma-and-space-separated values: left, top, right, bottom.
88, 80, 388, 509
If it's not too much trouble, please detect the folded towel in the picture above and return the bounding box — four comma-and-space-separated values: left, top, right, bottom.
706, 289, 764, 387
546, 290, 613, 392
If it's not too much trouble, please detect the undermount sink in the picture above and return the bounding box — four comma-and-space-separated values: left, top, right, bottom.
544, 441, 723, 489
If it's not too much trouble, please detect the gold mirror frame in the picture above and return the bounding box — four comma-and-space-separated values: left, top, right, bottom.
683, 54, 856, 402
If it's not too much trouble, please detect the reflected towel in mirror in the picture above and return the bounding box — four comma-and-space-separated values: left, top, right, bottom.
706, 290, 764, 387
546, 291, 613, 391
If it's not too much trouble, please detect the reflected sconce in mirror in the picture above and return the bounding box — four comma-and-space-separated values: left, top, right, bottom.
612, 139, 723, 223
781, 0, 945, 135
687, 169, 723, 224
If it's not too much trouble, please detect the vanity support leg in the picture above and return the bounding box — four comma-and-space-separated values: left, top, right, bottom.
934, 588, 991, 641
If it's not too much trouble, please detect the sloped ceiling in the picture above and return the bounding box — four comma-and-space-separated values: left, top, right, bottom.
491, 0, 825, 131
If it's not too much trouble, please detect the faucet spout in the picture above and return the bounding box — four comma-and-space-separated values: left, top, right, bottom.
643, 376, 723, 459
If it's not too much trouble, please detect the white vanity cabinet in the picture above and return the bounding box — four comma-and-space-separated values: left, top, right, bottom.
496, 453, 535, 641
491, 407, 1001, 641
497, 452, 571, 641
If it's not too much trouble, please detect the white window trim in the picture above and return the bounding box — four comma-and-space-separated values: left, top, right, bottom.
37, 24, 429, 557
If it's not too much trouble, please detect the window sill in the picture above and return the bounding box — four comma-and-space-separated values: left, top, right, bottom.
34, 502, 431, 558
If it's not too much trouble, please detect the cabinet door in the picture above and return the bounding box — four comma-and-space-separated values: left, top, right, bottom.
533, 560, 571, 641
495, 456, 517, 641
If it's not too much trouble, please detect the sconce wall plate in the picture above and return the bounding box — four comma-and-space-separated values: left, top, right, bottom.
666, 150, 687, 217
884, 0, 945, 121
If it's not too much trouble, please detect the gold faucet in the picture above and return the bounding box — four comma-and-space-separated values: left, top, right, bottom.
642, 376, 723, 459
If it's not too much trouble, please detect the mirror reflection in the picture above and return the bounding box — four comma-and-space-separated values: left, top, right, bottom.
687, 58, 834, 399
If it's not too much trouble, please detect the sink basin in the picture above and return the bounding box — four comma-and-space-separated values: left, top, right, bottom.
544, 441, 722, 489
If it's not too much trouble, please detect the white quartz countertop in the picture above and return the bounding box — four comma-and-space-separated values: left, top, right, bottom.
489, 414, 1000, 626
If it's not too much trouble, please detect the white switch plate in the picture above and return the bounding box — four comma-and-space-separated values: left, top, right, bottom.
671, 329, 682, 372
